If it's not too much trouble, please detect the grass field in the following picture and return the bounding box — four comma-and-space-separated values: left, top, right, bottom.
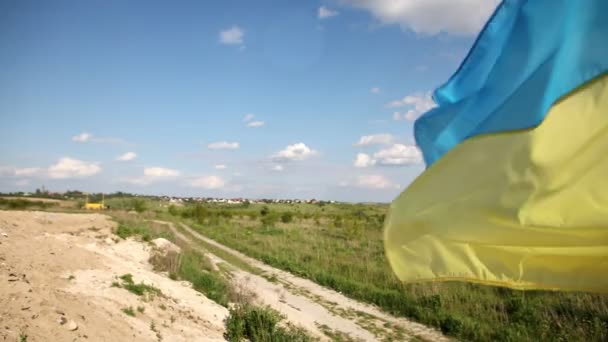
155, 201, 608, 342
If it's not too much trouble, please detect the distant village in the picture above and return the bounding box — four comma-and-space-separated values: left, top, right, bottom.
162, 196, 337, 205
2, 187, 338, 206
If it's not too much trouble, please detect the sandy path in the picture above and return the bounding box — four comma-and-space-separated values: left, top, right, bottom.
0, 211, 227, 342
159, 220, 448, 342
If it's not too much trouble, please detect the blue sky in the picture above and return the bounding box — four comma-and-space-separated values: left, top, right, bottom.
0, 0, 499, 202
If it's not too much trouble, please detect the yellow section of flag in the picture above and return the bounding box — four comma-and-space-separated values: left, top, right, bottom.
385, 74, 608, 292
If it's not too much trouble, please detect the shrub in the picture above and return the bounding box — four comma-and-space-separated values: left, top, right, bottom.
168, 204, 179, 216
280, 212, 293, 224
225, 304, 312, 342
132, 199, 147, 213
260, 214, 279, 228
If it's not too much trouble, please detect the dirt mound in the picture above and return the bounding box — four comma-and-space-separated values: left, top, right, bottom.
0, 210, 227, 341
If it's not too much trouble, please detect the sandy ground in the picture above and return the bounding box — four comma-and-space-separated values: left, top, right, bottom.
161, 221, 448, 342
0, 211, 227, 342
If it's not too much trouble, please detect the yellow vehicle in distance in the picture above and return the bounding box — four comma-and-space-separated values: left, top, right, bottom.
84, 193, 105, 210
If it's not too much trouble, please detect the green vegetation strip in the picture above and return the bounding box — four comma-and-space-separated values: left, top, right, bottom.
0, 197, 57, 210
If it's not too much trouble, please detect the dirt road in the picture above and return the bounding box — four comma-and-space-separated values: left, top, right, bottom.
159, 220, 448, 342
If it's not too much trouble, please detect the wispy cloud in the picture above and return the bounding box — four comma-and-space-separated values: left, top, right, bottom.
370, 87, 381, 94
189, 175, 225, 189
353, 133, 395, 146
243, 113, 264, 127
219, 26, 244, 46
353, 144, 422, 167
208, 141, 240, 150
127, 167, 180, 185
340, 174, 400, 190
318, 6, 339, 19
389, 92, 436, 121
71, 132, 127, 145
243, 113, 255, 122
247, 121, 265, 127
72, 132, 92, 142
116, 152, 137, 161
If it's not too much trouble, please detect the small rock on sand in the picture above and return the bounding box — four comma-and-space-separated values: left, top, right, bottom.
66, 320, 78, 331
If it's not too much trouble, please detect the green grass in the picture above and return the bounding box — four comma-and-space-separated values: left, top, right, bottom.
111, 213, 175, 242
116, 273, 162, 297
174, 250, 231, 307
166, 202, 608, 342
225, 304, 313, 342
173, 222, 263, 275
122, 306, 136, 317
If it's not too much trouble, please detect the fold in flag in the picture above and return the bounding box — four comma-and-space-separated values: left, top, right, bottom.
385, 0, 608, 292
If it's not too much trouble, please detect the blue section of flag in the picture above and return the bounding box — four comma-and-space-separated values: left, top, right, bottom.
415, 0, 608, 166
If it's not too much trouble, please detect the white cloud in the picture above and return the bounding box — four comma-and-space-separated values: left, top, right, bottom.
116, 152, 137, 161
319, 6, 339, 19
357, 174, 399, 190
243, 114, 264, 127
71, 132, 126, 144
373, 144, 422, 165
271, 164, 284, 172
354, 133, 395, 146
126, 167, 180, 185
48, 157, 101, 179
353, 153, 376, 168
144, 167, 180, 178
370, 87, 381, 94
72, 132, 92, 142
189, 176, 225, 189
208, 141, 240, 150
389, 92, 436, 121
273, 143, 318, 162
339, 0, 499, 35
214, 164, 227, 170
14, 167, 42, 177
247, 121, 265, 127
219, 26, 244, 45
243, 113, 255, 122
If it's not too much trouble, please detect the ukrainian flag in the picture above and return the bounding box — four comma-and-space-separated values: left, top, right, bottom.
385, 0, 608, 292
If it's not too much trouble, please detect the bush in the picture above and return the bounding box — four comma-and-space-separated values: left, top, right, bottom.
132, 199, 147, 213
225, 304, 312, 342
168, 205, 179, 216
280, 212, 293, 224
260, 214, 279, 228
